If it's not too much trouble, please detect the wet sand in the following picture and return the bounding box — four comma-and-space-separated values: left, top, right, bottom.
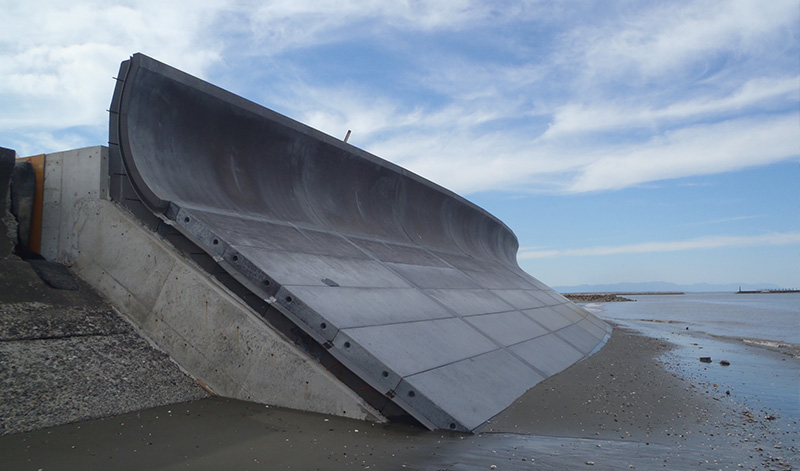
487, 324, 729, 444
2, 323, 796, 470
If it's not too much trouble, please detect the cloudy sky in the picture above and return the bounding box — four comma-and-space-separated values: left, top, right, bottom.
2, 0, 798, 288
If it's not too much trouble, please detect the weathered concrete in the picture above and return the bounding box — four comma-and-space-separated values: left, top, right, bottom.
39, 146, 383, 422
0, 257, 207, 436
0, 147, 17, 259
39, 146, 109, 264
11, 160, 35, 250
109, 53, 611, 431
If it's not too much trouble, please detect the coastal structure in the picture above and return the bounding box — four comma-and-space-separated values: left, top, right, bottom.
4, 53, 611, 432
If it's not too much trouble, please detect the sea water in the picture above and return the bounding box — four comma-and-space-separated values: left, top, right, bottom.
586, 292, 800, 423
592, 292, 800, 345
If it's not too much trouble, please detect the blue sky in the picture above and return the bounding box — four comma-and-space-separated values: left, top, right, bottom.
1, 0, 798, 288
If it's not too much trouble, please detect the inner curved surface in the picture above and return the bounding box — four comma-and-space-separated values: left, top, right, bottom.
110, 53, 611, 432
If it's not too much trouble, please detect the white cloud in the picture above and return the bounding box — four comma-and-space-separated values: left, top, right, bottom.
520, 232, 800, 259
543, 76, 800, 138
1, 0, 797, 195
566, 114, 800, 193
572, 0, 798, 81
0, 0, 226, 151
240, 0, 538, 53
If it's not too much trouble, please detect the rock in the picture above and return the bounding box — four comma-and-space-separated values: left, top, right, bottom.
719, 360, 730, 366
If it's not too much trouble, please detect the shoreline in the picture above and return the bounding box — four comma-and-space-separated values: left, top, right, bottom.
2, 322, 796, 470
485, 323, 727, 444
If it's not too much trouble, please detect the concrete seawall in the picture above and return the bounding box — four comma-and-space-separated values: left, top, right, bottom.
108, 53, 611, 431
0, 257, 208, 435
1, 147, 206, 435
34, 146, 382, 423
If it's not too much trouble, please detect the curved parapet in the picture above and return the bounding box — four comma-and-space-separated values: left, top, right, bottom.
109, 53, 610, 432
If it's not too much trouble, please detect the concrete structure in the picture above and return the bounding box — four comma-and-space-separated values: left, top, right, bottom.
1, 147, 17, 259
39, 146, 382, 422
106, 53, 611, 431
0, 255, 208, 436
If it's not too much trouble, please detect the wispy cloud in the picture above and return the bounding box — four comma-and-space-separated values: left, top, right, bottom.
689, 215, 767, 226
222, 0, 542, 58
0, 0, 225, 154
569, 0, 798, 81
1, 0, 798, 192
543, 76, 800, 138
565, 114, 800, 193
519, 232, 800, 259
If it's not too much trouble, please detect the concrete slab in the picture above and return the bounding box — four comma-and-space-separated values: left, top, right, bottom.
38, 147, 382, 422
0, 254, 207, 436
0, 332, 207, 435
103, 53, 612, 431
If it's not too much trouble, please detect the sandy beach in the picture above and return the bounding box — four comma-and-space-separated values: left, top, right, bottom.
2, 319, 796, 470
1, 251, 796, 470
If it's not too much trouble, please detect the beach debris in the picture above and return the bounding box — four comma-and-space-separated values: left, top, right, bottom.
490, 465, 497, 469
719, 360, 730, 366
700, 357, 712, 363
585, 461, 595, 465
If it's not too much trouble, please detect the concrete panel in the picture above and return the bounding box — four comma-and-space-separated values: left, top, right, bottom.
40, 147, 108, 263
38, 149, 381, 422
284, 286, 454, 329
509, 333, 585, 377
398, 349, 543, 432
464, 310, 549, 346
463, 267, 537, 290
106, 53, 611, 431
522, 306, 573, 332
234, 246, 411, 289
348, 238, 448, 267
424, 288, 514, 317
491, 289, 547, 310
556, 321, 607, 353
385, 263, 480, 289
339, 318, 498, 377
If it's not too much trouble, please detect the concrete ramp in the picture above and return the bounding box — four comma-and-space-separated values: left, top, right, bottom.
109, 53, 610, 431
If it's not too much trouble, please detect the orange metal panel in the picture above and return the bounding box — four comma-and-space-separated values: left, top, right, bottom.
17, 154, 45, 253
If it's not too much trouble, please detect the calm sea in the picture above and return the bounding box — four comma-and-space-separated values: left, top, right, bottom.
589, 292, 800, 345
585, 292, 800, 420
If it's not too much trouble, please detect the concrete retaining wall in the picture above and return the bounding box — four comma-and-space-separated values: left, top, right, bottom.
39, 146, 382, 422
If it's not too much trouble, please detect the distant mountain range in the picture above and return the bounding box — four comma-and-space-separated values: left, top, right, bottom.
553, 281, 787, 293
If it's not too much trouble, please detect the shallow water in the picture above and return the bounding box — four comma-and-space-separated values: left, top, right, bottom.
0, 397, 766, 471
591, 293, 800, 424
589, 292, 800, 344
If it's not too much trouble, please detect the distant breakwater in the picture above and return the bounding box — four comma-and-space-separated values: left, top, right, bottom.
562, 293, 636, 303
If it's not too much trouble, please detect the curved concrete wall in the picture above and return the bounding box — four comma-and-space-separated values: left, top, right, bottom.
109, 53, 610, 431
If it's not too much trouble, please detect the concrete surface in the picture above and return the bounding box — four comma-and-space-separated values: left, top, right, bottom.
109, 53, 611, 431
0, 147, 17, 259
3, 324, 795, 471
39, 146, 382, 423
0, 257, 207, 436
